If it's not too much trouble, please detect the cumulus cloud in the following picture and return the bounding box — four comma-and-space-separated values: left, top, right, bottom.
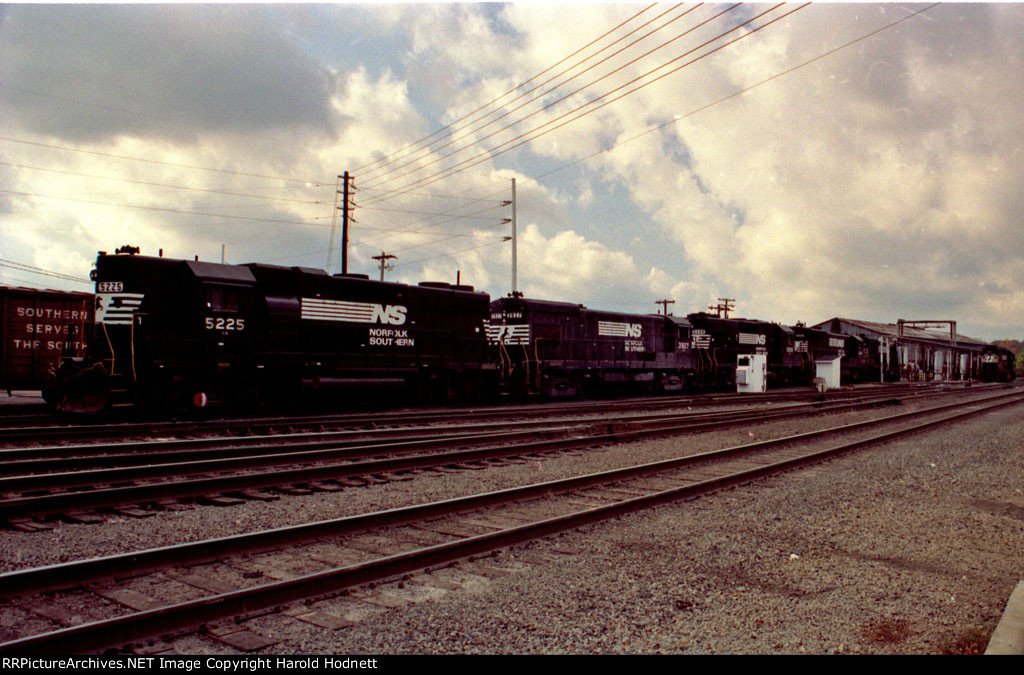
0, 3, 1021, 341
516, 222, 642, 303
495, 3, 1024, 337
0, 5, 340, 144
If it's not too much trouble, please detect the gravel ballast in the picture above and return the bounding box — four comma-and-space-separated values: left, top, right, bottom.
281, 405, 1024, 654
3, 396, 1023, 653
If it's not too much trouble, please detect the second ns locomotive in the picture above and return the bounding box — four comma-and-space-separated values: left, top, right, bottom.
486, 296, 879, 398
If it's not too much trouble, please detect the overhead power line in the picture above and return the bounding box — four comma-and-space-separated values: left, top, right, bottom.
355, 186, 509, 204
345, 4, 750, 263
354, 3, 660, 175
0, 136, 331, 186
361, 3, 800, 204
0, 258, 92, 284
353, 3, 941, 273
361, 214, 512, 250
357, 202, 509, 221
536, 3, 942, 182
353, 185, 515, 251
392, 234, 512, 269
0, 189, 328, 228
356, 225, 509, 240
359, 3, 693, 185
357, 3, 752, 202
0, 161, 330, 207
361, 3, 725, 190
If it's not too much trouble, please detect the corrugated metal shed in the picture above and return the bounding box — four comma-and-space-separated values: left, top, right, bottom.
812, 317, 992, 382
813, 317, 989, 351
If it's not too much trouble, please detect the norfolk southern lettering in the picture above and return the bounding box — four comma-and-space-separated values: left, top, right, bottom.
368, 326, 415, 347
300, 298, 414, 346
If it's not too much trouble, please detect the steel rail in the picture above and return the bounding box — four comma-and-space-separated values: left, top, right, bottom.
2, 383, 910, 477
0, 391, 773, 439
0, 381, 949, 444
3, 384, 989, 476
0, 388, 1013, 521
2, 391, 1021, 654
0, 422, 584, 475
4, 392, 1010, 595
0, 383, 998, 473
0, 389, 957, 518
2, 390, 1020, 598
1, 389, 843, 469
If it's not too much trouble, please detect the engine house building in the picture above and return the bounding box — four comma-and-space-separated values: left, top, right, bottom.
812, 317, 992, 382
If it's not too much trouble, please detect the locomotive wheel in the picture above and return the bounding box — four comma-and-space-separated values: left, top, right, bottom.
542, 375, 576, 397
658, 372, 685, 392
52, 361, 112, 414
58, 389, 110, 414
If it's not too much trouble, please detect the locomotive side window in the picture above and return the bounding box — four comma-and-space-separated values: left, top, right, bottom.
203, 285, 248, 332
206, 287, 239, 312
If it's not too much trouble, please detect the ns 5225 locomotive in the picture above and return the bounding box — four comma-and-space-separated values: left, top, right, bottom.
54, 248, 496, 412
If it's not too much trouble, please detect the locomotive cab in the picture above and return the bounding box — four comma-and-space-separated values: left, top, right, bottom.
56, 250, 259, 412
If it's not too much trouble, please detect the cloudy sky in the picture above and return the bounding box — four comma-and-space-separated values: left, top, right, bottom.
1, 2, 1021, 341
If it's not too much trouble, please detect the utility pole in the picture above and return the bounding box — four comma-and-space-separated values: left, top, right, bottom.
655, 299, 675, 316
709, 298, 735, 318
341, 171, 352, 275
372, 251, 396, 281
327, 172, 355, 274
511, 177, 518, 295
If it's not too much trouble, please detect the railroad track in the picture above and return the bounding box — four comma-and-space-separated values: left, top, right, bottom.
0, 386, 1001, 526
1, 388, 1022, 654
0, 381, 953, 445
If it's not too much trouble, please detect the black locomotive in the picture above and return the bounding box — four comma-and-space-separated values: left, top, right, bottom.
833, 334, 867, 383
55, 249, 495, 412
685, 312, 773, 388
487, 297, 858, 397
976, 345, 1016, 383
55, 247, 1009, 413
487, 296, 695, 397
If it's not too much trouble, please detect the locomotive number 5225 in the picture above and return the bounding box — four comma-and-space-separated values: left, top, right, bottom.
204, 317, 245, 331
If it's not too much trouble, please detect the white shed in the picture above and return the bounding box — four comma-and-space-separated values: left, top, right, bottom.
815, 355, 842, 390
